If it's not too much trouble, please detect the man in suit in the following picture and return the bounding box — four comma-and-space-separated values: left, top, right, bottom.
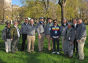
72, 19, 78, 54
20, 18, 29, 51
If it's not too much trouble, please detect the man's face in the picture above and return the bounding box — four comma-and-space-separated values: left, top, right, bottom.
54, 21, 57, 26
14, 22, 18, 26
24, 19, 28, 23
30, 19, 34, 25
78, 19, 82, 24
7, 24, 10, 28
73, 19, 77, 24
48, 19, 52, 23
63, 19, 67, 24
40, 19, 44, 22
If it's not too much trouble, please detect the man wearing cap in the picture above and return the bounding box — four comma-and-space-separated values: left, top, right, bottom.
45, 18, 53, 51
63, 23, 75, 57
2, 22, 12, 53
60, 18, 68, 51
37, 17, 45, 52
76, 19, 86, 60
20, 18, 29, 51
50, 20, 61, 54
11, 21, 20, 53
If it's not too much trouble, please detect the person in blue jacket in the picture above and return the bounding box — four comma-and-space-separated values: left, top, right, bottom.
50, 20, 61, 54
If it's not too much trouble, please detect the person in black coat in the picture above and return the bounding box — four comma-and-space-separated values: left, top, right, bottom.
72, 19, 78, 54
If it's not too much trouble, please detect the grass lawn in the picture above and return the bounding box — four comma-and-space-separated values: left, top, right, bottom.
0, 25, 88, 63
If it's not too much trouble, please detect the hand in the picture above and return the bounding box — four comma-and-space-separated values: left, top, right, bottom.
50, 38, 52, 40
81, 39, 85, 42
70, 42, 73, 45
11, 39, 13, 41
77, 40, 80, 42
38, 34, 41, 39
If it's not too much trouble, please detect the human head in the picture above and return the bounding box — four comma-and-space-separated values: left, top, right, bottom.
53, 19, 57, 26
6, 22, 11, 28
39, 17, 44, 22
14, 21, 18, 26
63, 18, 67, 24
78, 18, 83, 24
47, 18, 52, 23
73, 19, 77, 24
24, 18, 28, 23
30, 19, 34, 25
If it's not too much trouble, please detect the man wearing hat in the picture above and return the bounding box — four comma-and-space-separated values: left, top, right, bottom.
2, 22, 12, 53
63, 22, 75, 57
37, 17, 45, 52
50, 20, 61, 54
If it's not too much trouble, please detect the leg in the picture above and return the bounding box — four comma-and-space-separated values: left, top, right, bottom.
21, 34, 27, 51
15, 38, 19, 51
8, 39, 12, 52
52, 38, 56, 52
41, 34, 44, 51
5, 40, 8, 53
56, 39, 59, 52
68, 44, 73, 57
11, 40, 17, 53
27, 36, 32, 52
76, 39, 78, 53
31, 36, 35, 52
46, 35, 51, 51
62, 37, 65, 51
38, 38, 42, 52
73, 39, 76, 52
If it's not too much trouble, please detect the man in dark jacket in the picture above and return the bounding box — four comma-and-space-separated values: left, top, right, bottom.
2, 22, 12, 53
20, 18, 29, 51
76, 19, 86, 60
50, 20, 61, 54
72, 19, 78, 54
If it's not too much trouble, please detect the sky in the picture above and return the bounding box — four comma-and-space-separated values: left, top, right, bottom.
12, 0, 22, 6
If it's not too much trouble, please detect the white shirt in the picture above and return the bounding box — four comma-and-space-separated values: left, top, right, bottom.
14, 25, 20, 37
74, 24, 77, 28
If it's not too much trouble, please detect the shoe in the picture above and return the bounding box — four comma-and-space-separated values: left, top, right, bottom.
57, 52, 60, 55
52, 52, 56, 54
79, 59, 84, 61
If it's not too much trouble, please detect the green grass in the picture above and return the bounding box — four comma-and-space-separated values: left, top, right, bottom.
0, 25, 88, 63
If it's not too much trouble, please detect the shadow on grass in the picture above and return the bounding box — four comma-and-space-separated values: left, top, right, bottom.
0, 59, 6, 63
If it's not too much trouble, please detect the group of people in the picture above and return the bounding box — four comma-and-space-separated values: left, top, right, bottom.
2, 17, 86, 61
